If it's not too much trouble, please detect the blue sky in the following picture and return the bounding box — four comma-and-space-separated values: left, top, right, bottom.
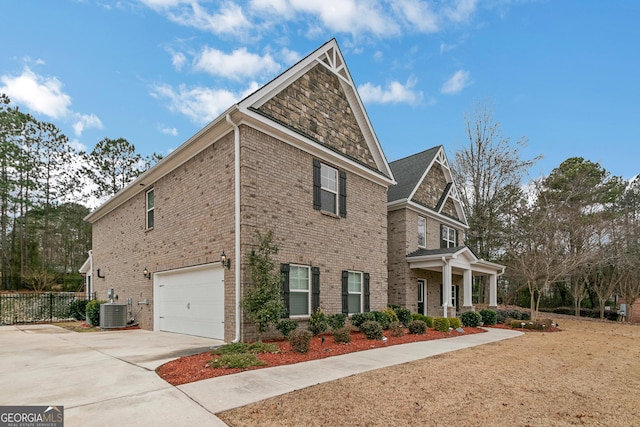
1, 0, 638, 181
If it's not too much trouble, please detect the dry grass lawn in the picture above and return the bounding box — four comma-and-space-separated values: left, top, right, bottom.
218, 319, 640, 426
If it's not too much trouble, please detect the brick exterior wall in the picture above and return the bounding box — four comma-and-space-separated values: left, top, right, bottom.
387, 207, 463, 317
239, 126, 388, 340
91, 131, 237, 338
258, 64, 378, 171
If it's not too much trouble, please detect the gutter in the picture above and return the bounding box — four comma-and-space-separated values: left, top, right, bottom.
226, 113, 242, 343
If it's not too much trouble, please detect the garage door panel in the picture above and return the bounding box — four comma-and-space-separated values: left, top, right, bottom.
154, 264, 224, 340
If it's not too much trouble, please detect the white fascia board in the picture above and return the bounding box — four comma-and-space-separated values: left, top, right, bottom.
239, 108, 395, 187
85, 106, 237, 223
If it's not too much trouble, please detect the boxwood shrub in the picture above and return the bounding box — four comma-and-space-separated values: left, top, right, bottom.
433, 317, 450, 332
407, 320, 427, 334
333, 327, 351, 344
479, 309, 497, 325
388, 321, 405, 337
360, 320, 383, 340
276, 319, 298, 338
393, 307, 412, 327
350, 312, 376, 329
289, 329, 313, 353
327, 313, 347, 330
85, 299, 107, 326
411, 313, 433, 327
449, 317, 462, 329
461, 311, 482, 327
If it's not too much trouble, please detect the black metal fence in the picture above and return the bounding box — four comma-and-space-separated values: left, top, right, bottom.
0, 292, 95, 325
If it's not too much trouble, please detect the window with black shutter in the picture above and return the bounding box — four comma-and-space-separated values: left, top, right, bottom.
313, 159, 346, 217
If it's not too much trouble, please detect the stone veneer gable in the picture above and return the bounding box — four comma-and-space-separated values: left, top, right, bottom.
257, 64, 378, 171
411, 163, 448, 209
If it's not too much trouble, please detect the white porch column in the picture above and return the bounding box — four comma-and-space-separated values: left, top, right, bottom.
489, 273, 498, 308
442, 262, 451, 318
463, 269, 473, 308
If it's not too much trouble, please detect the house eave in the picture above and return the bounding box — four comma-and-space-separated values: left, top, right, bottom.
387, 199, 469, 229
84, 106, 238, 223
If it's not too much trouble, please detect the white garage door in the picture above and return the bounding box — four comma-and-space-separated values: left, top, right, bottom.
154, 264, 224, 340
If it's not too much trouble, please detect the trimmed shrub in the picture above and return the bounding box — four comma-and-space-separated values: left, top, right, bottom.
372, 311, 391, 330
449, 317, 462, 329
433, 317, 450, 333
461, 311, 482, 327
350, 312, 376, 329
382, 307, 399, 323
393, 307, 412, 327
497, 309, 530, 323
388, 321, 405, 337
289, 329, 313, 353
327, 313, 347, 330
333, 327, 351, 344
308, 308, 328, 335
85, 300, 106, 326
360, 320, 383, 340
411, 313, 433, 327
407, 320, 427, 334
479, 309, 497, 326
211, 341, 278, 355
69, 299, 89, 321
210, 353, 265, 369
276, 319, 298, 338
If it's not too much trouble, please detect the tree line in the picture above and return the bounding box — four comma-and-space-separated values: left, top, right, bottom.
0, 94, 160, 291
454, 101, 640, 322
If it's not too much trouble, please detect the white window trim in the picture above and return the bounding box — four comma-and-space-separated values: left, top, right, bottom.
451, 284, 457, 307
418, 216, 426, 248
442, 225, 457, 248
348, 271, 363, 314
146, 188, 155, 229
320, 163, 338, 215
289, 265, 311, 317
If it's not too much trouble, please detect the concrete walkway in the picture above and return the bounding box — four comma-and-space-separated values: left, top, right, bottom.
180, 327, 523, 415
0, 324, 522, 426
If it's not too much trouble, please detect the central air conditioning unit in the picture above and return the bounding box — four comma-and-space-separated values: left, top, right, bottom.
100, 303, 128, 329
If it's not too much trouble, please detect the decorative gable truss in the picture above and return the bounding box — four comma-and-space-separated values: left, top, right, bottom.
238, 39, 394, 187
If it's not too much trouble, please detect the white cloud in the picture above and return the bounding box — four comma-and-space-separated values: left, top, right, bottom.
194, 47, 280, 80
444, 0, 477, 23
280, 48, 302, 66
358, 77, 423, 105
72, 113, 103, 137
166, 2, 252, 35
393, 0, 439, 33
171, 51, 187, 71
441, 69, 471, 94
150, 81, 259, 125
0, 67, 71, 119
159, 124, 178, 136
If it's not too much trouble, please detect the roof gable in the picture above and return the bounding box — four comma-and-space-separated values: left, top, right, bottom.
239, 39, 393, 179
389, 145, 467, 226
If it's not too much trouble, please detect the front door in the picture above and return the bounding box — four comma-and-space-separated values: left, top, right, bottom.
418, 280, 426, 315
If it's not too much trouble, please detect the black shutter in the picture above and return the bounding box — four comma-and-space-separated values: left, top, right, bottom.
455, 285, 460, 308
280, 264, 290, 318
311, 267, 320, 312
440, 283, 443, 306
339, 170, 347, 218
341, 270, 349, 314
313, 159, 321, 210
440, 225, 446, 249
363, 273, 370, 312
455, 229, 459, 247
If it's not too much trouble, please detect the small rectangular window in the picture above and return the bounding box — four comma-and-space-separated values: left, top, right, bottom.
442, 225, 457, 248
320, 163, 338, 214
348, 271, 362, 314
146, 189, 155, 229
418, 217, 426, 248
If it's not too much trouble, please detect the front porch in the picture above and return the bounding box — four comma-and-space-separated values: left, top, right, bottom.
408, 247, 504, 318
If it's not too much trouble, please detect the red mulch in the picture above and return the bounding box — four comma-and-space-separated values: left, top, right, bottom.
157, 327, 486, 386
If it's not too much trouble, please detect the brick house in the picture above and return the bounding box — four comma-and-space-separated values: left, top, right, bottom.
387, 146, 505, 317
83, 39, 395, 342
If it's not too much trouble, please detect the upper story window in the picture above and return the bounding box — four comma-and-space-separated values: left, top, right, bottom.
418, 216, 426, 248
313, 159, 347, 217
146, 189, 155, 229
441, 224, 457, 248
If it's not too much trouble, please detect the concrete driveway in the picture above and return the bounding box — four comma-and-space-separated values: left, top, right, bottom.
0, 324, 227, 426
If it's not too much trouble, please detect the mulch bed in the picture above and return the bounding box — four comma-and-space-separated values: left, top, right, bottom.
157, 327, 486, 386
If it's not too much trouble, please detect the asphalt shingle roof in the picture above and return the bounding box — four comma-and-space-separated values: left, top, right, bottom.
387, 145, 441, 203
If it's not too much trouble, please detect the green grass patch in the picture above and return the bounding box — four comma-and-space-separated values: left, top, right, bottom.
209, 353, 266, 369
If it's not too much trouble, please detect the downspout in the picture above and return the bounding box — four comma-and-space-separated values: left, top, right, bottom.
442, 256, 449, 318
226, 113, 241, 343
